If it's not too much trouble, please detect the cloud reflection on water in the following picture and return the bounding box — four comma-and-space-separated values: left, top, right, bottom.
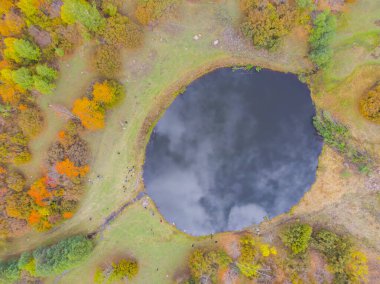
144, 68, 322, 236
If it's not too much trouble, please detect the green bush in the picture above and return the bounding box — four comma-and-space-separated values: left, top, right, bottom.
309, 10, 336, 69
281, 223, 312, 255
33, 77, 56, 95
35, 65, 58, 81
33, 235, 94, 276
0, 259, 20, 284
312, 230, 352, 278
109, 259, 139, 282
313, 112, 349, 152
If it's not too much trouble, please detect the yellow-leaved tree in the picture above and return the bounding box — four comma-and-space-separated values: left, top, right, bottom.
92, 81, 116, 105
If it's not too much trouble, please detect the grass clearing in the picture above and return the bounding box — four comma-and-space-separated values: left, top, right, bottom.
322, 0, 380, 89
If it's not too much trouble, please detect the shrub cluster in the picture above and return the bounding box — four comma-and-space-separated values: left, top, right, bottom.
134, 0, 178, 26
281, 223, 312, 255
359, 83, 380, 123
188, 248, 232, 283
94, 258, 139, 283
313, 111, 372, 172
280, 223, 368, 283
184, 235, 277, 283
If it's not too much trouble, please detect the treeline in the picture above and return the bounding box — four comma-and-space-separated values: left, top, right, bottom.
181, 225, 368, 283
0, 0, 178, 238
0, 235, 93, 283
281, 223, 368, 283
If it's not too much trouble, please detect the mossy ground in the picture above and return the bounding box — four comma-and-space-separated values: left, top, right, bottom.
1, 0, 379, 283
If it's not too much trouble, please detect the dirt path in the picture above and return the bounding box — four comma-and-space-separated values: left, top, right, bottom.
90, 191, 147, 240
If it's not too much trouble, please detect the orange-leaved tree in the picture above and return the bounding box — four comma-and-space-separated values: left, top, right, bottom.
56, 158, 89, 178
27, 177, 52, 206
63, 212, 73, 219
72, 97, 105, 130
0, 83, 22, 105
28, 210, 41, 225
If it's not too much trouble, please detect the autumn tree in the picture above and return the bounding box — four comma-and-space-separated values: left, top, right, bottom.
236, 235, 276, 279
92, 81, 115, 105
0, 12, 25, 36
240, 0, 297, 50
17, 0, 52, 28
0, 131, 31, 165
72, 97, 105, 130
6, 170, 26, 192
188, 249, 232, 282
55, 158, 89, 178
27, 177, 52, 207
92, 80, 123, 106
6, 191, 32, 219
135, 0, 177, 26
0, 0, 13, 14
17, 107, 44, 138
100, 14, 143, 48
359, 83, 380, 123
0, 83, 22, 105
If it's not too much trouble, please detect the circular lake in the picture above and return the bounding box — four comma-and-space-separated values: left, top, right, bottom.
144, 68, 323, 236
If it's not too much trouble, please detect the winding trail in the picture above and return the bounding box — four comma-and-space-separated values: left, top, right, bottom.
88, 173, 147, 240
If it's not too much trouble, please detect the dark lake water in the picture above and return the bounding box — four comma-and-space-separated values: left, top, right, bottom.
144, 68, 323, 236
